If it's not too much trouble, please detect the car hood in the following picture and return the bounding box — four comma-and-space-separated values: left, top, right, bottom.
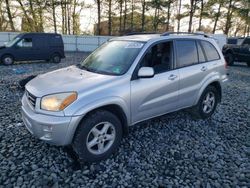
26, 65, 118, 97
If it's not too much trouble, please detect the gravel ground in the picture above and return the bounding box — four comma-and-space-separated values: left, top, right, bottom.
0, 55, 249, 187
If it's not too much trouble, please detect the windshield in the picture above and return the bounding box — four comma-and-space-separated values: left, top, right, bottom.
5, 37, 20, 47
79, 40, 144, 75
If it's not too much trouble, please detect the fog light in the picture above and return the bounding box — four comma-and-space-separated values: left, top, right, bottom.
43, 125, 53, 132
43, 132, 52, 139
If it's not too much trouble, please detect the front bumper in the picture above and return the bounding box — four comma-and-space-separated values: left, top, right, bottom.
21, 94, 82, 146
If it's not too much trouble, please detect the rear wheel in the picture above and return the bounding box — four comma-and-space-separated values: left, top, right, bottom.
50, 53, 61, 63
1, 55, 14, 65
72, 110, 123, 162
225, 53, 234, 66
191, 86, 219, 119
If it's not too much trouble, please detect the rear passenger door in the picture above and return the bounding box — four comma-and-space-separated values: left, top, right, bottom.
176, 39, 221, 109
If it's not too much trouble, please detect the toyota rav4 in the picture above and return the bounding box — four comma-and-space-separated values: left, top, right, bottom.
21, 32, 228, 162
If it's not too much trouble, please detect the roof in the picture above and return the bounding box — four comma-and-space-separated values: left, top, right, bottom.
17, 32, 61, 37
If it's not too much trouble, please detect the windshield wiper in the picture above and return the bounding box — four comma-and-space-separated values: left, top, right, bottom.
76, 64, 94, 72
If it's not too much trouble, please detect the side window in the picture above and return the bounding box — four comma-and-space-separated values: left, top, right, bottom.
176, 40, 198, 68
242, 38, 250, 45
17, 38, 33, 48
200, 41, 220, 61
197, 42, 206, 63
140, 41, 173, 74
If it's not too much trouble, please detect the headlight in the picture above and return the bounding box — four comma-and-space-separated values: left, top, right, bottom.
41, 92, 77, 111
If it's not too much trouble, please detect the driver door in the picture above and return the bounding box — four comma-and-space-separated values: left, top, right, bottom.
130, 41, 179, 124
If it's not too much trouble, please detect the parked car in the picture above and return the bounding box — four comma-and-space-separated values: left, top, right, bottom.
0, 32, 65, 65
222, 37, 250, 66
21, 32, 228, 162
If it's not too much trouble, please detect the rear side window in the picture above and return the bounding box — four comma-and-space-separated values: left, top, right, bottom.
197, 42, 206, 63
200, 41, 220, 61
176, 40, 198, 68
243, 38, 250, 45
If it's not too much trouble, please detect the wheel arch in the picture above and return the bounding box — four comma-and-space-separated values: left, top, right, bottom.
1, 53, 15, 61
68, 102, 130, 145
195, 80, 222, 105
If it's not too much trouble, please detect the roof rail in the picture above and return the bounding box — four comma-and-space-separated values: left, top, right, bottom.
124, 32, 159, 36
161, 32, 209, 37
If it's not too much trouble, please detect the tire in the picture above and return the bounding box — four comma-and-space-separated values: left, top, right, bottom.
191, 86, 219, 119
1, 55, 14, 65
72, 110, 123, 162
50, 53, 61, 63
247, 62, 250, 67
226, 53, 234, 66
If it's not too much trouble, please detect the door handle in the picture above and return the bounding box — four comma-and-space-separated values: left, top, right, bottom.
168, 74, 177, 80
201, 66, 207, 71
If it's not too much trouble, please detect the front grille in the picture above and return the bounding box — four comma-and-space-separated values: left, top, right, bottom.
26, 91, 37, 108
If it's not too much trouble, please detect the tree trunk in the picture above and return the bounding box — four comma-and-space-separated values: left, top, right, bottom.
97, 0, 101, 35
52, 0, 57, 33
17, 0, 34, 31
72, 0, 77, 34
61, 1, 64, 34
130, 0, 134, 30
153, 7, 158, 32
108, 0, 112, 35
198, 0, 204, 31
37, 0, 44, 32
28, 0, 38, 32
119, 0, 123, 34
212, 2, 221, 34
123, 0, 127, 31
166, 1, 171, 31
177, 0, 182, 32
141, 0, 145, 31
5, 0, 15, 31
224, 0, 233, 35
67, 0, 71, 35
188, 0, 195, 32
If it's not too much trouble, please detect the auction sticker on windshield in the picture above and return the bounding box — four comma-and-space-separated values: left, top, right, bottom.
125, 42, 144, 49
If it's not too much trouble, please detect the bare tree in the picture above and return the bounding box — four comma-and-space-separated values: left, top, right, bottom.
5, 0, 15, 31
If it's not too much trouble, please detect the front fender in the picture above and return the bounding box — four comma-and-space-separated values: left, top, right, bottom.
70, 96, 130, 124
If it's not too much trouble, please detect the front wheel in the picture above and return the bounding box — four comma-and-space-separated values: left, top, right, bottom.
191, 86, 219, 119
1, 55, 14, 65
72, 110, 123, 162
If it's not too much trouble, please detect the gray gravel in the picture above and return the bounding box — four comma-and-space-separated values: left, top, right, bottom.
0, 56, 249, 187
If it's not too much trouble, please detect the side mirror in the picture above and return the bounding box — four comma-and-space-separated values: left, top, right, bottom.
138, 67, 154, 78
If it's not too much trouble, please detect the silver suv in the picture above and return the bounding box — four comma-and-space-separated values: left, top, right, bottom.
21, 32, 228, 162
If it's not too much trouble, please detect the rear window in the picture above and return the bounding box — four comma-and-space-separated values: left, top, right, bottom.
200, 41, 220, 61
176, 40, 198, 68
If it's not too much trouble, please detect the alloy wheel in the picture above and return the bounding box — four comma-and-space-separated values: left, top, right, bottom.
86, 122, 116, 155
